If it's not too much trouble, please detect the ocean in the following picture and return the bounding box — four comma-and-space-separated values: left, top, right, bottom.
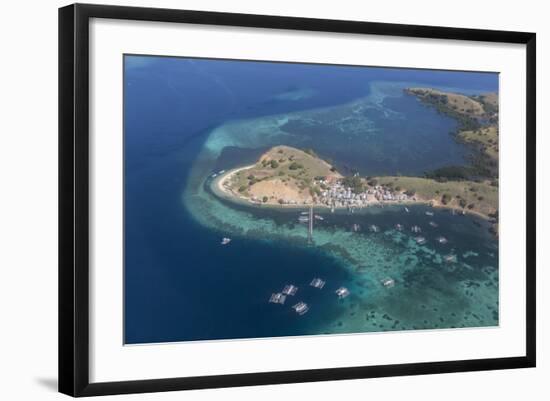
123, 55, 499, 344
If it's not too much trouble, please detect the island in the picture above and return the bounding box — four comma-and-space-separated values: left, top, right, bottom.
210, 87, 499, 235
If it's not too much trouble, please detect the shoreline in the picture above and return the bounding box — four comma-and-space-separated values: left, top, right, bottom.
210, 166, 493, 222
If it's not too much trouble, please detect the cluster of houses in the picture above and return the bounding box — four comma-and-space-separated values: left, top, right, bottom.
316, 179, 415, 209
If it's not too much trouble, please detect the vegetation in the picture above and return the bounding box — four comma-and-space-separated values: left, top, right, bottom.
227, 145, 341, 205
341, 176, 365, 194
374, 175, 498, 217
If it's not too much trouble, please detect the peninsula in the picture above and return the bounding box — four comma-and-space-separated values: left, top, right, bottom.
212, 145, 498, 223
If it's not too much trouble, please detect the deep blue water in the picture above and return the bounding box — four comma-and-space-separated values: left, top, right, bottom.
124, 55, 498, 344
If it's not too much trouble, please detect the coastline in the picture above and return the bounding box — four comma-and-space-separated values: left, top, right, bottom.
210, 166, 493, 221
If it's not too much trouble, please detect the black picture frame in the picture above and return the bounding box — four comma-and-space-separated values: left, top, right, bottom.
59, 3, 536, 397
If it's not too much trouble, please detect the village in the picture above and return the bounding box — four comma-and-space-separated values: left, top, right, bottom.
314, 176, 415, 210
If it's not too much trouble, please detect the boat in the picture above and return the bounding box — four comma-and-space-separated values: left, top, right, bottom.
221, 237, 231, 245
436, 236, 448, 244
395, 223, 404, 231
218, 170, 225, 174
269, 293, 286, 304
411, 225, 422, 233
300, 211, 309, 215
429, 221, 438, 228
415, 236, 427, 245
335, 287, 350, 299
298, 216, 309, 223
381, 278, 395, 288
310, 278, 326, 289
314, 215, 324, 221
425, 211, 434, 216
282, 284, 298, 296
369, 224, 380, 233
444, 254, 457, 263
211, 173, 218, 178
352, 223, 360, 232
404, 207, 410, 213
292, 302, 309, 315
331, 206, 335, 213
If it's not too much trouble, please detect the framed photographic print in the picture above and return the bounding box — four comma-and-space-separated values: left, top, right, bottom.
58, 3, 536, 397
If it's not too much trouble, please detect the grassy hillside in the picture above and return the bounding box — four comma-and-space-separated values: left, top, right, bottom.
374, 176, 498, 218
228, 146, 341, 204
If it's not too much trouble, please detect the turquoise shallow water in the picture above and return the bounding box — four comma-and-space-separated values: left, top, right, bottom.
124, 56, 498, 343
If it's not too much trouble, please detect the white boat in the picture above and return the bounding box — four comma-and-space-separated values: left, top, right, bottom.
211, 173, 218, 178
404, 207, 410, 213
381, 278, 395, 288
218, 170, 225, 174
425, 211, 434, 216
429, 221, 438, 228
298, 216, 309, 223
269, 293, 286, 304
314, 215, 324, 221
369, 224, 380, 233
221, 237, 231, 245
335, 287, 350, 299
411, 225, 422, 233
444, 254, 457, 263
437, 236, 448, 244
282, 284, 298, 296
310, 278, 326, 289
352, 223, 360, 232
292, 302, 309, 315
415, 236, 427, 245
395, 223, 404, 231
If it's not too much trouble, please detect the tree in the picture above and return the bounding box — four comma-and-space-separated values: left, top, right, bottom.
270, 160, 279, 169
262, 196, 268, 203
238, 185, 247, 193
341, 176, 364, 194
441, 193, 452, 205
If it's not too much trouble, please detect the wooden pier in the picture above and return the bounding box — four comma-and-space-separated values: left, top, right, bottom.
308, 206, 313, 243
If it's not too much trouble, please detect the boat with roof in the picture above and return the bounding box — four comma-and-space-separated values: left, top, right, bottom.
282, 284, 298, 296
292, 302, 309, 315
221, 237, 231, 245
269, 293, 286, 304
335, 287, 350, 299
310, 278, 326, 289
